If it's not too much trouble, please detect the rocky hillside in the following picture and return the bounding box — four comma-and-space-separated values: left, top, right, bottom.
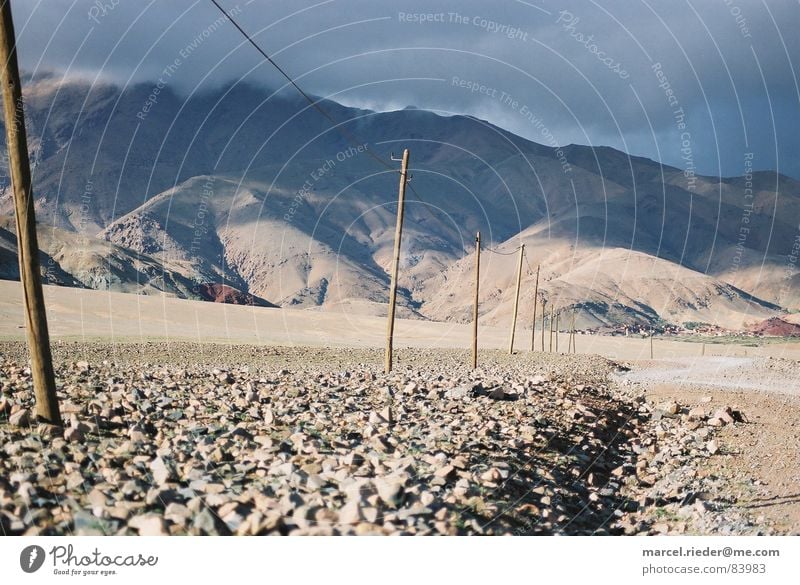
196, 284, 276, 308
750, 317, 800, 337
0, 74, 797, 327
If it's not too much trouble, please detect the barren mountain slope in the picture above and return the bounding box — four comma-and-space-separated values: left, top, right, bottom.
1, 76, 798, 325
421, 228, 779, 330
0, 215, 197, 297
99, 175, 422, 316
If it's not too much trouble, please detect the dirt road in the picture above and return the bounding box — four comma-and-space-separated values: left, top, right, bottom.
615, 356, 800, 534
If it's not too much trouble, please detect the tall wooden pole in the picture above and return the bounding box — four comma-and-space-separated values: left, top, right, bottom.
540, 298, 547, 352
649, 329, 654, 359
384, 148, 409, 374
570, 308, 576, 354
0, 0, 60, 426
471, 232, 480, 369
507, 244, 525, 354
530, 265, 539, 351
555, 311, 559, 353
549, 303, 554, 352
567, 310, 572, 354
568, 309, 573, 353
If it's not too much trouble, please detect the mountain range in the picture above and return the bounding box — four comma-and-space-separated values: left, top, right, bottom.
1, 73, 798, 330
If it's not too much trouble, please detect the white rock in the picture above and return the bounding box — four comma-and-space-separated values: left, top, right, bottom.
374, 478, 403, 508
9, 409, 30, 427
338, 500, 362, 525
444, 386, 470, 400
688, 407, 706, 420
129, 514, 168, 535
657, 401, 679, 415
149, 457, 172, 485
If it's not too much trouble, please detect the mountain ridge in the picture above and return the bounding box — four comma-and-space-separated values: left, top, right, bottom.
0, 75, 797, 329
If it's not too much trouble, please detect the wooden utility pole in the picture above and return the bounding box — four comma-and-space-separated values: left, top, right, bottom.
507, 244, 525, 354
540, 298, 547, 352
570, 308, 577, 354
529, 265, 539, 351
471, 232, 480, 369
555, 311, 559, 353
549, 303, 554, 352
649, 329, 654, 359
567, 310, 573, 353
384, 148, 409, 374
0, 0, 60, 426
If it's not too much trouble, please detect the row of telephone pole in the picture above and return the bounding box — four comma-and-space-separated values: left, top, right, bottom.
382, 148, 579, 373
503, 244, 579, 357
470, 234, 580, 370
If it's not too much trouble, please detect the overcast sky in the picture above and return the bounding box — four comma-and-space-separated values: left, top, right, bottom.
11, 0, 800, 179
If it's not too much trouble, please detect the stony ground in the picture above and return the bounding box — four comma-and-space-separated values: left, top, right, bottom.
0, 341, 781, 535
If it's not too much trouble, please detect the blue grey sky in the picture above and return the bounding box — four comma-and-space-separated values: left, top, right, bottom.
12, 0, 800, 179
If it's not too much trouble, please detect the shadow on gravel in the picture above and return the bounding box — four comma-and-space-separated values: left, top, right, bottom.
743, 494, 800, 510
1, 342, 646, 536
456, 394, 642, 535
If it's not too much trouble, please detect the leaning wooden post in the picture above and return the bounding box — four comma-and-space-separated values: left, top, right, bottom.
471, 232, 480, 369
570, 308, 577, 354
384, 148, 409, 374
0, 0, 61, 426
540, 297, 547, 352
567, 310, 573, 354
507, 243, 525, 354
555, 311, 559, 353
530, 265, 539, 351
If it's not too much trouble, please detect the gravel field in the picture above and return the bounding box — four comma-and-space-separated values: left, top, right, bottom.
0, 341, 781, 535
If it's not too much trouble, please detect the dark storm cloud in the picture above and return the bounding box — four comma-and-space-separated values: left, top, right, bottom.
12, 0, 800, 178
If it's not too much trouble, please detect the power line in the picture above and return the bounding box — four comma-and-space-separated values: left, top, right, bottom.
484, 245, 523, 256
211, 0, 448, 229
523, 247, 536, 275
210, 0, 393, 172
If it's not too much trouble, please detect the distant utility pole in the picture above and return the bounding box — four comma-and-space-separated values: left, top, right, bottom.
0, 0, 61, 426
384, 149, 410, 374
567, 308, 575, 353
508, 244, 525, 354
567, 311, 571, 354
570, 308, 577, 354
471, 232, 480, 369
555, 311, 559, 353
549, 303, 555, 352
530, 265, 539, 352
541, 298, 547, 352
